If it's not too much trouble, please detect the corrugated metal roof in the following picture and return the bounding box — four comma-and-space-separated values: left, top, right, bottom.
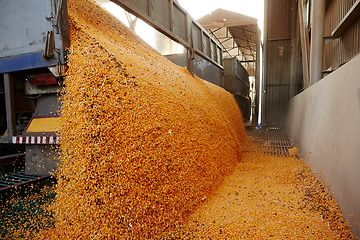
197, 8, 259, 76
198, 8, 257, 28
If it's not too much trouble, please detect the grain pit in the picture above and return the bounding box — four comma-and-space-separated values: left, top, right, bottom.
4, 0, 350, 239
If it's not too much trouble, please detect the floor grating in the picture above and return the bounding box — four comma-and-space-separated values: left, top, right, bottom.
246, 129, 293, 157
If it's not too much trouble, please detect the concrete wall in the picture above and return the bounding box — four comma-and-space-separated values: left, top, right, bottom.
285, 54, 360, 237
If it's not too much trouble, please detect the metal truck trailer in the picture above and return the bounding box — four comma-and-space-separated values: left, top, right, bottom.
0, 0, 224, 176
0, 0, 69, 175
222, 57, 251, 122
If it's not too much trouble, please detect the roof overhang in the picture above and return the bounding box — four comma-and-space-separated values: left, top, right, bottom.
198, 8, 260, 76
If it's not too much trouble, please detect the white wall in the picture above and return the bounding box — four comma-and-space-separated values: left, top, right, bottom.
286, 53, 360, 238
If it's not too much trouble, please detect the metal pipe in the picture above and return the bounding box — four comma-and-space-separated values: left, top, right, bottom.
309, 0, 325, 85
4, 73, 16, 137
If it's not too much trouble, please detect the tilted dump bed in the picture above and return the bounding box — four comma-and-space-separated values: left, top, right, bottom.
0, 0, 69, 176
0, 0, 69, 74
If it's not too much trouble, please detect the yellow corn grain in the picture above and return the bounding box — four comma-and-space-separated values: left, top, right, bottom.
29, 0, 354, 239
38, 0, 245, 238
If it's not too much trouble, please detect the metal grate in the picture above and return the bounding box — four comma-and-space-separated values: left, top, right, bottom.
0, 183, 55, 239
0, 172, 45, 191
0, 160, 55, 238
247, 129, 292, 157
0, 153, 25, 167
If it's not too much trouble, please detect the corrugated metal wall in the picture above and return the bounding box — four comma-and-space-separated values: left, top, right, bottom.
324, 0, 356, 34
265, 40, 292, 126
323, 0, 360, 71
264, 0, 294, 127
264, 0, 360, 127
267, 0, 292, 40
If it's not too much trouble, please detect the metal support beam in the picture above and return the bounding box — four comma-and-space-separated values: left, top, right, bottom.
231, 26, 255, 34
186, 12, 194, 75
240, 60, 256, 63
209, 29, 233, 58
241, 26, 255, 60
254, 24, 261, 125
186, 49, 194, 76
261, 0, 269, 126
298, 0, 310, 89
4, 73, 16, 137
289, 0, 299, 98
309, 0, 325, 85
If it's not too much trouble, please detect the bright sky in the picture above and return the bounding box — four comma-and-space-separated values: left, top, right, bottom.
101, 0, 264, 50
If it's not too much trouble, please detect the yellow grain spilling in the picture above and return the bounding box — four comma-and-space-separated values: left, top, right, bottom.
38, 0, 245, 238
28, 0, 353, 239
288, 146, 298, 156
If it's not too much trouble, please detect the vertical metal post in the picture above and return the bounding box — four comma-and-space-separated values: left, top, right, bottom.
289, 0, 298, 98
186, 13, 194, 75
4, 73, 16, 137
187, 49, 194, 76
169, 0, 174, 33
261, 0, 269, 126
298, 0, 310, 89
254, 24, 261, 125
309, 0, 325, 85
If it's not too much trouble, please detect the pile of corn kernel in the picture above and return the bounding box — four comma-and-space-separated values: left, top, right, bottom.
36, 0, 246, 238
173, 145, 354, 239
29, 0, 353, 239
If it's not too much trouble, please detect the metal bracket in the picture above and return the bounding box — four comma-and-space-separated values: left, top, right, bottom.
323, 36, 338, 45
53, 0, 63, 34
44, 31, 55, 59
48, 64, 66, 77
189, 48, 195, 60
